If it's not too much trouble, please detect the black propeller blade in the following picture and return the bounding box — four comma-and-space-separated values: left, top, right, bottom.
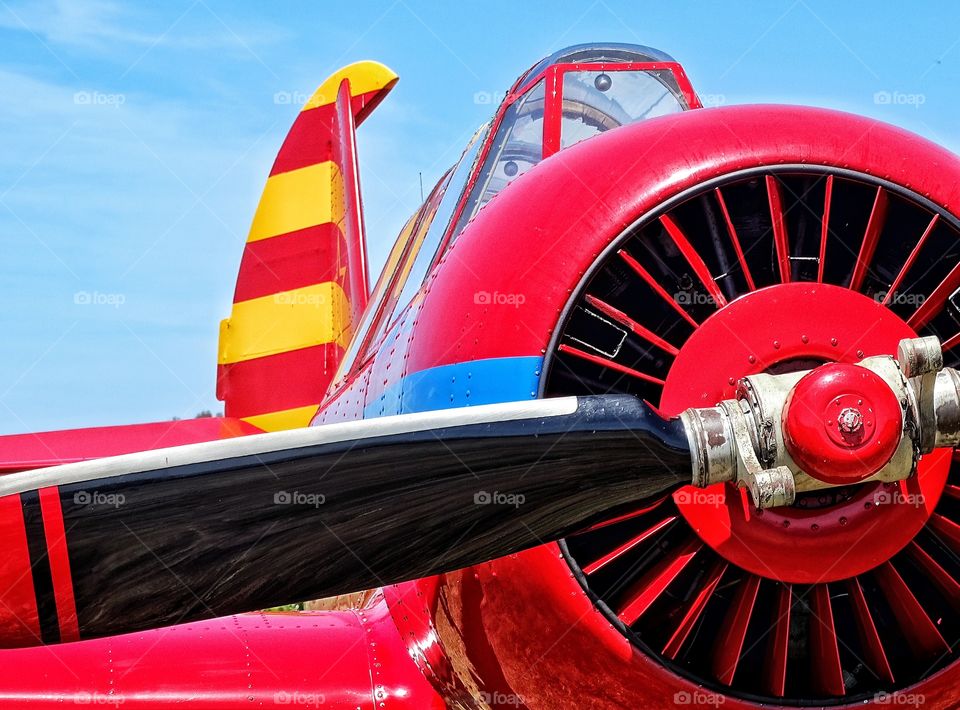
1, 394, 690, 645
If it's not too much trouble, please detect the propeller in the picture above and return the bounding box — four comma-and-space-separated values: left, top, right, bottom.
1, 394, 690, 645
11, 337, 951, 647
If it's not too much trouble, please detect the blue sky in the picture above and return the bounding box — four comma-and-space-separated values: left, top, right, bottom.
1, 0, 959, 434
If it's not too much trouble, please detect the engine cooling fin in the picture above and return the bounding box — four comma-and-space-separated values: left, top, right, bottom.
544, 167, 960, 704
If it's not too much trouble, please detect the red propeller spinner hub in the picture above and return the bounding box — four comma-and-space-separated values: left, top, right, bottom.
782, 362, 903, 485
660, 282, 950, 583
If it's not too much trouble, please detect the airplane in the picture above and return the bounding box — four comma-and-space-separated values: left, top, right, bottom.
0, 41, 959, 709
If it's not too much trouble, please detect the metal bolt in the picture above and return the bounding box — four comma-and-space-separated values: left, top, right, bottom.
838, 407, 864, 434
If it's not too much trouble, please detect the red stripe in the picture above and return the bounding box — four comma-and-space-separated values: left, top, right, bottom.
38, 487, 79, 643
270, 103, 336, 176
0, 494, 41, 646
270, 91, 383, 175
269, 89, 385, 177
233, 224, 348, 303
217, 343, 345, 418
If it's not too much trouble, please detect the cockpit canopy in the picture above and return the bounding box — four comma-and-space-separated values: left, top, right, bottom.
454, 43, 699, 232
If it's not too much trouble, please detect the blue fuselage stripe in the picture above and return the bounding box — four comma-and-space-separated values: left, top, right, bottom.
362, 356, 544, 418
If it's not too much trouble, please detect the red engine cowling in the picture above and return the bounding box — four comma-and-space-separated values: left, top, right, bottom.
387, 105, 960, 708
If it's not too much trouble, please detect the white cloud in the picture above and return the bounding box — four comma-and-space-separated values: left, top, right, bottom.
0, 0, 288, 52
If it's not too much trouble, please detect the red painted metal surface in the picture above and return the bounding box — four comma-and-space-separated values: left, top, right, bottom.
659, 213, 727, 306
930, 512, 960, 549
38, 486, 79, 643
847, 576, 895, 684
783, 362, 903, 484
711, 575, 760, 685
581, 516, 677, 575
908, 541, 960, 608
763, 583, 792, 697
909, 258, 960, 330
809, 583, 845, 696
715, 186, 756, 291
0, 600, 443, 708
663, 559, 726, 660
618, 538, 701, 625
884, 212, 940, 306
850, 186, 889, 292
766, 175, 791, 283
0, 494, 40, 646
817, 173, 833, 283
874, 562, 950, 659
558, 343, 665, 385
618, 248, 699, 327
541, 65, 561, 157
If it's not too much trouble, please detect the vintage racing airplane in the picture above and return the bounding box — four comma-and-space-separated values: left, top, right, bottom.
1, 42, 960, 708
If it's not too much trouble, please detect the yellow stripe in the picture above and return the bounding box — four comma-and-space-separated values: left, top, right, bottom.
248, 162, 343, 243
242, 404, 319, 432
218, 283, 352, 365
302, 61, 399, 112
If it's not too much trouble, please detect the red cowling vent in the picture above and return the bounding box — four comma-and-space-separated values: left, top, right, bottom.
783, 363, 903, 484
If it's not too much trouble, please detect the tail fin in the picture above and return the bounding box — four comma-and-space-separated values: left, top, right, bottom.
217, 61, 397, 431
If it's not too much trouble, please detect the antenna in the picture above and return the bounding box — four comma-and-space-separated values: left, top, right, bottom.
419, 172, 424, 202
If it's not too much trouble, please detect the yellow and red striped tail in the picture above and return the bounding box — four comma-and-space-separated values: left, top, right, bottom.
216, 61, 398, 431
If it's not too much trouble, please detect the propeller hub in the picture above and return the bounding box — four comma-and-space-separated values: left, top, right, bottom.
665, 284, 949, 584
782, 362, 902, 485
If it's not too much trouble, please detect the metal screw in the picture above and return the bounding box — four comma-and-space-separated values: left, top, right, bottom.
838, 407, 864, 434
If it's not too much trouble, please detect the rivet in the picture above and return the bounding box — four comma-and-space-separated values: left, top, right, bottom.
801, 334, 809, 344
773, 340, 781, 349
831, 337, 838, 346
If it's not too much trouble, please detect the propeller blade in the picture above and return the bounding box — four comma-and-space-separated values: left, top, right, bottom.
0, 394, 690, 646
